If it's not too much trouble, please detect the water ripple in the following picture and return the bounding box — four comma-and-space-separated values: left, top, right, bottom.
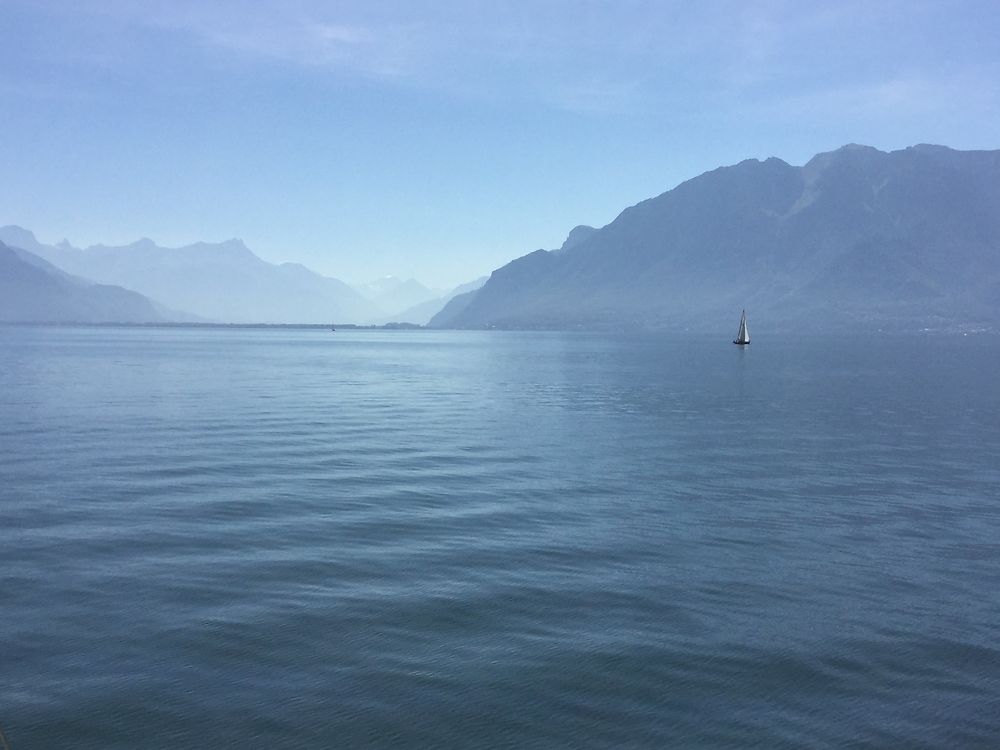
2, 327, 999, 748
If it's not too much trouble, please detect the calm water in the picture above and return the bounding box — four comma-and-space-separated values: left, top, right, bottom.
2, 326, 999, 748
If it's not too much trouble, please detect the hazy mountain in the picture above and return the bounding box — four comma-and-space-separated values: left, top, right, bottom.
0, 228, 382, 324
354, 276, 441, 319
385, 277, 488, 325
0, 241, 171, 323
431, 144, 1000, 332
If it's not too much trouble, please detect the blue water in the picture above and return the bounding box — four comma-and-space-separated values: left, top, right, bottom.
2, 326, 999, 748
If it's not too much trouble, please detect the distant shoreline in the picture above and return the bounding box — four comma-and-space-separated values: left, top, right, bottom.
0, 321, 426, 330
1, 321, 995, 336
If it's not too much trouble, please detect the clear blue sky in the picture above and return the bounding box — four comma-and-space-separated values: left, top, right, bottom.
2, 0, 998, 288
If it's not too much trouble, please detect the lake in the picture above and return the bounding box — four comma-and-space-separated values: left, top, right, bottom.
2, 326, 999, 748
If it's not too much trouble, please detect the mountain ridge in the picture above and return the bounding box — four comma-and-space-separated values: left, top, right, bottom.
385, 277, 488, 325
0, 241, 177, 323
431, 144, 1000, 331
0, 228, 382, 324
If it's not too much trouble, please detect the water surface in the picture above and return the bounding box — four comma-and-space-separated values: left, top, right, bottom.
2, 326, 999, 748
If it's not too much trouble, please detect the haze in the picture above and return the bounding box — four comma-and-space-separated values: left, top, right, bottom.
2, 0, 999, 288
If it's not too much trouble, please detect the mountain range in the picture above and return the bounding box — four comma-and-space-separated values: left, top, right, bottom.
0, 241, 181, 323
432, 144, 1000, 332
5, 144, 998, 330
0, 227, 484, 325
383, 277, 488, 325
353, 276, 441, 317
0, 228, 385, 324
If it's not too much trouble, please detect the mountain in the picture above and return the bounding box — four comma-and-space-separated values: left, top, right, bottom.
555, 225, 597, 253
431, 144, 1000, 332
0, 229, 382, 324
386, 277, 488, 325
0, 241, 171, 323
354, 276, 441, 319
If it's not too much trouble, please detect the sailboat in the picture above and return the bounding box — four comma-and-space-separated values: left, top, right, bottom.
733, 310, 750, 345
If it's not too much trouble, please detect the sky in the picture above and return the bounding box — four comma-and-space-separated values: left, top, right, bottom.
2, 0, 998, 288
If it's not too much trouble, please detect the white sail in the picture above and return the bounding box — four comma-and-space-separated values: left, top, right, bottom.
734, 310, 749, 344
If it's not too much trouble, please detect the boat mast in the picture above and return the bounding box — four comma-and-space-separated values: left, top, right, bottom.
734, 309, 749, 345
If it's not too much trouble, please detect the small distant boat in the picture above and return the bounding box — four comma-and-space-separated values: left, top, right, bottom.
733, 310, 750, 345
